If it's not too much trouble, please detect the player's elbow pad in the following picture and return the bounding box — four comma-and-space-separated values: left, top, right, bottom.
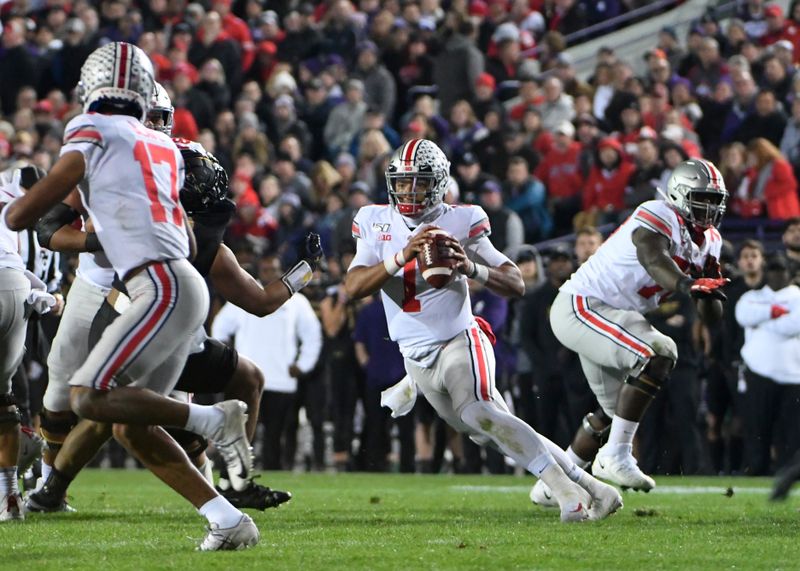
35, 203, 80, 248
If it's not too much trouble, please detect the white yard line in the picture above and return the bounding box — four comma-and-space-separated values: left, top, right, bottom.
450, 485, 778, 495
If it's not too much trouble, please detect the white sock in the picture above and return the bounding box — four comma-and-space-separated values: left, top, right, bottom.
605, 416, 639, 450
0, 467, 18, 496
566, 446, 591, 469
538, 463, 575, 497
197, 459, 214, 485
41, 461, 52, 483
185, 404, 225, 439
198, 495, 243, 528
526, 453, 556, 477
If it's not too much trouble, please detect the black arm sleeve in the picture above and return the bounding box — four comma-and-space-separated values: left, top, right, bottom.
34, 203, 80, 248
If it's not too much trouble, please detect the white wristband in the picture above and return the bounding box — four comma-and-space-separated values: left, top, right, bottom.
281, 260, 313, 295
469, 262, 490, 284
383, 251, 406, 275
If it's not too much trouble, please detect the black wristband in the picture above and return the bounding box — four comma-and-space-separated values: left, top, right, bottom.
85, 232, 102, 252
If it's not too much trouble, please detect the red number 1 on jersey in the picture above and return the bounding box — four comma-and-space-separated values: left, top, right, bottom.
133, 140, 182, 226
402, 260, 421, 312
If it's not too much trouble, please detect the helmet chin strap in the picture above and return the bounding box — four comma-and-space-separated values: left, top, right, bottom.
400, 203, 444, 229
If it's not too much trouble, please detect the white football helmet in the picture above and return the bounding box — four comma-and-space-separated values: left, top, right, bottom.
146, 82, 174, 135
385, 138, 451, 218
663, 159, 728, 228
77, 42, 154, 123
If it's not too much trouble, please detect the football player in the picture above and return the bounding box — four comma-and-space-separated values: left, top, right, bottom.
531, 159, 728, 505
346, 139, 622, 522
0, 169, 56, 521
3, 43, 258, 550
28, 83, 312, 512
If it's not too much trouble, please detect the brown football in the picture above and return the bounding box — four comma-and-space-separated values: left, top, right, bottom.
417, 229, 458, 289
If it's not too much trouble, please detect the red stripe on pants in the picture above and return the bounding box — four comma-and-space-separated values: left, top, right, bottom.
97, 264, 172, 390
575, 296, 653, 359
470, 327, 490, 400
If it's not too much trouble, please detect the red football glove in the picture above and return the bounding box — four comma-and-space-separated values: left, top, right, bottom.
771, 305, 790, 319
681, 277, 730, 301
702, 256, 722, 279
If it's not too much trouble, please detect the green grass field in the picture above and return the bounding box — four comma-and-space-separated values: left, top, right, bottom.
2, 470, 799, 570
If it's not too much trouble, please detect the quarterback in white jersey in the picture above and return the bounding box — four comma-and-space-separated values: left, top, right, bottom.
347, 139, 623, 522
3, 42, 257, 549
532, 159, 729, 504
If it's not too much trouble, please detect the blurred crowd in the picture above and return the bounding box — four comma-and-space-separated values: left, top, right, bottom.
4, 0, 800, 476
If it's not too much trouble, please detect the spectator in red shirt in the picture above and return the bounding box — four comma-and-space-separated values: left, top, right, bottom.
761, 4, 800, 56
580, 137, 635, 225
735, 137, 800, 220
535, 120, 582, 235
212, 0, 255, 71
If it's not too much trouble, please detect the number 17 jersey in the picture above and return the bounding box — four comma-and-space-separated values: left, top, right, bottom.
60, 113, 188, 278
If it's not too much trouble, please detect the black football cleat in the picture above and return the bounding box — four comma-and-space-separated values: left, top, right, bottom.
217, 481, 292, 511
771, 464, 800, 501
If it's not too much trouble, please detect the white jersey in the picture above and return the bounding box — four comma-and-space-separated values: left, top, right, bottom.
60, 113, 188, 278
19, 230, 61, 292
562, 200, 723, 313
0, 183, 24, 272
350, 204, 509, 365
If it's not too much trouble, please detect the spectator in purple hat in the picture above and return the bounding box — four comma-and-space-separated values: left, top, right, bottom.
352, 40, 397, 120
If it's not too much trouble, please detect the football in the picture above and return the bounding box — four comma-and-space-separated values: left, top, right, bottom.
417, 229, 458, 289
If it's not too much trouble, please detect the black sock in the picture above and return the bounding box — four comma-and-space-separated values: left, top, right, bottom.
37, 468, 73, 504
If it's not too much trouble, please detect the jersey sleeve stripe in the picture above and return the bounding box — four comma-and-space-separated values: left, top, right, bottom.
468, 220, 491, 238
635, 210, 671, 237
351, 221, 361, 238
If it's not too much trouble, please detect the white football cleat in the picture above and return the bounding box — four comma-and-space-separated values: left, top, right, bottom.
582, 478, 623, 521
592, 445, 655, 492
210, 400, 254, 492
0, 493, 24, 522
555, 482, 591, 523
529, 480, 558, 508
197, 514, 260, 551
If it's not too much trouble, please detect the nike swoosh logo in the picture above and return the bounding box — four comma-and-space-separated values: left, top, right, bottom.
597, 461, 605, 469
570, 503, 584, 513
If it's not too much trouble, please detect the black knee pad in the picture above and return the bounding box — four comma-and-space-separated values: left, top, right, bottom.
165, 428, 208, 460
40, 410, 78, 436
0, 393, 20, 426
625, 356, 674, 398
581, 409, 611, 442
